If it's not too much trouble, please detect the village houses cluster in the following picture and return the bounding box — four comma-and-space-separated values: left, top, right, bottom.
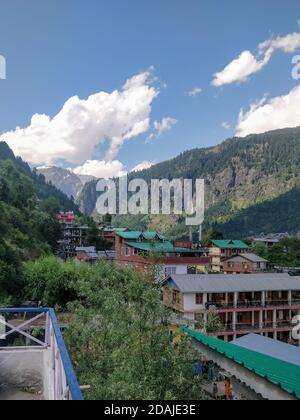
56, 212, 300, 348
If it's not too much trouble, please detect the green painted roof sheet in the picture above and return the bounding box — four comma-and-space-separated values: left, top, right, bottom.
181, 326, 300, 399
211, 240, 249, 249
143, 231, 167, 241
103, 227, 128, 233
118, 230, 167, 241
117, 231, 143, 240
125, 241, 188, 253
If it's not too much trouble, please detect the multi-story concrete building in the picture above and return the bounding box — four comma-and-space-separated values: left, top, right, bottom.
163, 274, 300, 345
58, 225, 89, 259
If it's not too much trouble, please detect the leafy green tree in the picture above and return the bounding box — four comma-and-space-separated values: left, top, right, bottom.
23, 256, 78, 310
195, 313, 222, 333
64, 261, 205, 400
267, 238, 300, 267
86, 219, 112, 250
250, 242, 269, 260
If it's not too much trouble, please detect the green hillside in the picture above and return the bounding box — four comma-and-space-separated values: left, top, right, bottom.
78, 127, 300, 239
0, 143, 81, 304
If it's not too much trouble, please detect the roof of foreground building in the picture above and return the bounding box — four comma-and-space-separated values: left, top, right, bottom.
232, 334, 300, 367
166, 274, 300, 293
181, 327, 300, 399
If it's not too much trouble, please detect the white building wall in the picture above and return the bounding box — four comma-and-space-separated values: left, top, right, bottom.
164, 265, 188, 275
183, 293, 206, 312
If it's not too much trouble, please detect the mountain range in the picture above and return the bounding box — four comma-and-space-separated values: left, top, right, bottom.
77, 126, 300, 239
4, 126, 300, 240
37, 166, 95, 199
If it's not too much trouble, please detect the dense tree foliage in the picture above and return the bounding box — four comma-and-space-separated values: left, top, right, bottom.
23, 257, 78, 310
216, 188, 300, 238
0, 144, 81, 305
67, 261, 204, 400
252, 238, 300, 268
22, 257, 206, 400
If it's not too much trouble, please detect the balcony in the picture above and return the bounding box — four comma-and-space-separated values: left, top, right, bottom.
0, 308, 83, 401
205, 300, 300, 311
208, 321, 292, 335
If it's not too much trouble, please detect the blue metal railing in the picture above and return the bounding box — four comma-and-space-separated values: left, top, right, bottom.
0, 308, 83, 401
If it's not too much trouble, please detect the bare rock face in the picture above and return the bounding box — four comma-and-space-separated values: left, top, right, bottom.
37, 166, 95, 200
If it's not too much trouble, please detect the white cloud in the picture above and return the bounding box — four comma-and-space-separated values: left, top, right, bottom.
212, 29, 300, 87
236, 84, 300, 137
212, 51, 269, 87
188, 87, 203, 97
131, 161, 153, 172
1, 71, 159, 166
73, 160, 127, 179
147, 117, 178, 141
154, 117, 178, 136
222, 122, 231, 130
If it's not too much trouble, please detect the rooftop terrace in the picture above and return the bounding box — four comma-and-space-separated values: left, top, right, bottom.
0, 308, 83, 401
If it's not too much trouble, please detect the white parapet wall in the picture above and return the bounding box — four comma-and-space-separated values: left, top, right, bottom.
0, 309, 83, 401
0, 348, 44, 391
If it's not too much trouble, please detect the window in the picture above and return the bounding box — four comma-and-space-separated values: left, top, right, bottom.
172, 290, 180, 303
125, 247, 131, 257
196, 293, 203, 305
165, 267, 177, 276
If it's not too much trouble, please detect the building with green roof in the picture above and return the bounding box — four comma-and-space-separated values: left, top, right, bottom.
114, 229, 211, 277
208, 239, 249, 272
181, 326, 300, 400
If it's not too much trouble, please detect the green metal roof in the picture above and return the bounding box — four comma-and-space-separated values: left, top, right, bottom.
125, 241, 188, 253
117, 230, 167, 241
117, 231, 143, 240
181, 327, 300, 399
211, 240, 249, 249
142, 231, 167, 241
103, 227, 128, 233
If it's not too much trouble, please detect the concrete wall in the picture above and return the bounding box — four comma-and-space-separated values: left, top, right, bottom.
0, 348, 55, 400
0, 349, 44, 391
183, 293, 206, 312
165, 264, 188, 275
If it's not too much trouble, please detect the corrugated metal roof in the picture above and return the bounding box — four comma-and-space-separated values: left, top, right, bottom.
125, 241, 188, 253
117, 231, 143, 239
211, 240, 249, 249
167, 274, 300, 293
232, 335, 300, 367
237, 253, 268, 263
117, 231, 166, 241
181, 327, 300, 399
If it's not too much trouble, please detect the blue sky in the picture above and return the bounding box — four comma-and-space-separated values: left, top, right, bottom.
0, 0, 300, 177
